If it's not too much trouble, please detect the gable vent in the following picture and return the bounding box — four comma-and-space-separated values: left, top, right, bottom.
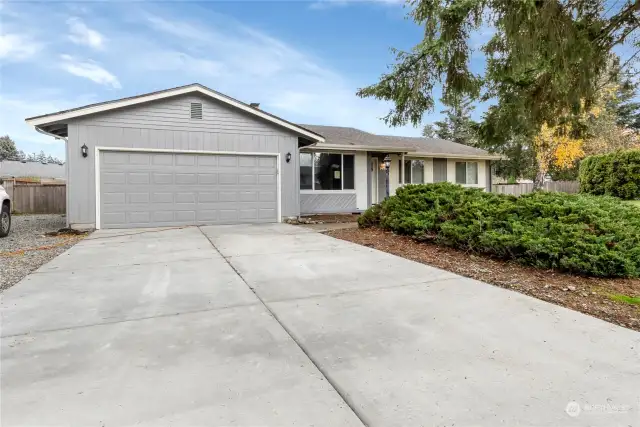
190, 102, 203, 119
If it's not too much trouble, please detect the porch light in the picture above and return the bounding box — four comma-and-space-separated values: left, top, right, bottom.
286, 152, 292, 163
81, 144, 88, 158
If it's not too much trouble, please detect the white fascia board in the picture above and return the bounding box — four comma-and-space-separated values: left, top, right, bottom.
25, 85, 324, 143
409, 152, 504, 160
302, 144, 417, 153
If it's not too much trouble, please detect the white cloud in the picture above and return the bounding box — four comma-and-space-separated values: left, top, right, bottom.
67, 17, 105, 49
0, 33, 41, 61
138, 51, 223, 77
59, 54, 121, 89
134, 10, 421, 136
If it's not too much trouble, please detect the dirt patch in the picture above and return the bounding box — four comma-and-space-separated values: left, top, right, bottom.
300, 213, 360, 223
326, 227, 640, 332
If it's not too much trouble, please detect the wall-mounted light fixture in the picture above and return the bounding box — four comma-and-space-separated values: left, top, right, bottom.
286, 152, 292, 163
81, 144, 88, 158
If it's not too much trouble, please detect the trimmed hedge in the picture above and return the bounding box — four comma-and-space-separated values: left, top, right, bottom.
579, 150, 640, 200
360, 183, 640, 277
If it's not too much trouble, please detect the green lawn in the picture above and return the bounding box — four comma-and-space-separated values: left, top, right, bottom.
624, 200, 640, 207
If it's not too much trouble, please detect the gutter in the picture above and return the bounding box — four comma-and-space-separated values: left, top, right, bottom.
35, 126, 68, 142
302, 143, 417, 153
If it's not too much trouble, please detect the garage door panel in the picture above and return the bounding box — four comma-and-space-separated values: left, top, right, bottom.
219, 174, 238, 185
198, 192, 218, 202
128, 193, 150, 204
176, 154, 196, 166
129, 153, 151, 165
152, 192, 173, 203
259, 208, 276, 219
259, 157, 277, 168
259, 191, 276, 202
100, 151, 278, 228
175, 211, 196, 222
198, 174, 217, 185
103, 172, 126, 185
219, 156, 238, 167
153, 211, 174, 222
128, 173, 150, 185
258, 174, 276, 185
152, 154, 173, 166
197, 156, 218, 166
175, 193, 196, 203
175, 173, 197, 185
152, 173, 173, 185
103, 192, 125, 204
128, 211, 150, 223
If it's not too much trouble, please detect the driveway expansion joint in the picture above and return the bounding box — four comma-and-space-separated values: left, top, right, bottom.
198, 226, 371, 427
1, 301, 263, 339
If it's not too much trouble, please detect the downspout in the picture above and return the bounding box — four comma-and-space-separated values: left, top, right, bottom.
401, 153, 405, 186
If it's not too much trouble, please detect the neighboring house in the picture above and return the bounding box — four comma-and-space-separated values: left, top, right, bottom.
25, 83, 500, 230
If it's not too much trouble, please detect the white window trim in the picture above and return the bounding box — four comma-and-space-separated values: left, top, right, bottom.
455, 161, 479, 185
399, 158, 425, 185
300, 152, 356, 192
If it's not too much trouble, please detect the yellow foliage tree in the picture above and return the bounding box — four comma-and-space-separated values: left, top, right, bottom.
532, 123, 584, 188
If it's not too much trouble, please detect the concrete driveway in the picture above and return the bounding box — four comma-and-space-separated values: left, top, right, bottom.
2, 224, 638, 426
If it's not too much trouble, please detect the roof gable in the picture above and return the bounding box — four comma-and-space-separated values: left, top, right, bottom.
25, 84, 324, 142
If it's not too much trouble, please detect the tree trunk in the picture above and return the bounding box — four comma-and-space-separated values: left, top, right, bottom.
533, 166, 546, 190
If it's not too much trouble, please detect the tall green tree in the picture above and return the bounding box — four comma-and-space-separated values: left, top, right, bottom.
612, 77, 640, 130
422, 96, 479, 145
0, 135, 18, 161
357, 0, 640, 186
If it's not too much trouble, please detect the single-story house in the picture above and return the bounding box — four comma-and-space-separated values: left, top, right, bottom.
25, 83, 501, 230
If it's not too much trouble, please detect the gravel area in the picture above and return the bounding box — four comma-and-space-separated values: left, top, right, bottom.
0, 215, 88, 291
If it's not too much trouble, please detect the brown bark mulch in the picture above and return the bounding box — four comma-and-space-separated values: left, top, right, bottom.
300, 213, 359, 223
325, 227, 640, 332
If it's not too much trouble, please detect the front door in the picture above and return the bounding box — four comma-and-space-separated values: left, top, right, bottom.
370, 157, 378, 204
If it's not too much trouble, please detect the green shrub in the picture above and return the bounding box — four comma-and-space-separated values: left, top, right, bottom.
358, 203, 382, 228
579, 150, 640, 200
360, 182, 640, 277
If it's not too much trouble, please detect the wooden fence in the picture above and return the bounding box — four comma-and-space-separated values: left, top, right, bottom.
491, 181, 579, 196
1, 179, 66, 214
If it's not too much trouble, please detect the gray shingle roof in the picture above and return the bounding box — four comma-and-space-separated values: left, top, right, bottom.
300, 124, 494, 157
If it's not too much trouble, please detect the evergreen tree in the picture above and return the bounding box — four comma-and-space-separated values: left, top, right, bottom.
0, 135, 18, 160
422, 97, 479, 145
357, 0, 639, 187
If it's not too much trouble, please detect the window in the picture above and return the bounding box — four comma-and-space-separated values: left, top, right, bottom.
300, 152, 355, 191
399, 159, 424, 184
455, 161, 478, 185
314, 153, 342, 190
343, 154, 355, 189
300, 153, 313, 190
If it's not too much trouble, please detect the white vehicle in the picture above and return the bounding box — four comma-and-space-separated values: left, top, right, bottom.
0, 185, 10, 237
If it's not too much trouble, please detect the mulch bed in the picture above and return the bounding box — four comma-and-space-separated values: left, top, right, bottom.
301, 213, 360, 223
326, 227, 640, 332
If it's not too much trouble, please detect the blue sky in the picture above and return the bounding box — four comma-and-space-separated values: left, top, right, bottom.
3, 0, 630, 161
1, 0, 472, 160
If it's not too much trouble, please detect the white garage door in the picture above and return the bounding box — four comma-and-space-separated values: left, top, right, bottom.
98, 150, 278, 229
